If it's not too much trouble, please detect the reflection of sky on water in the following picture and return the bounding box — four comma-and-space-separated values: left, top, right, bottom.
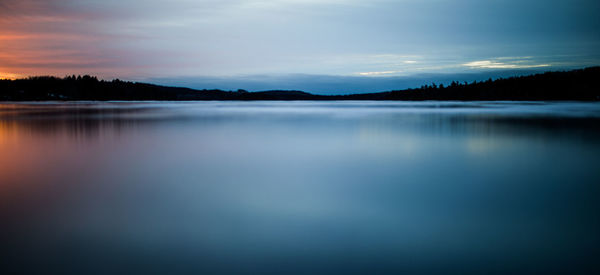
1, 101, 600, 274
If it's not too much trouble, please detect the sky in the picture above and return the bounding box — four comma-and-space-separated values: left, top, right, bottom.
1, 0, 599, 92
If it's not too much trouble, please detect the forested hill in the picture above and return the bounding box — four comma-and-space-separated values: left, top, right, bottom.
341, 66, 600, 101
1, 67, 599, 101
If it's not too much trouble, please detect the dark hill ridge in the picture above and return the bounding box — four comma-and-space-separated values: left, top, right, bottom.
1, 67, 599, 101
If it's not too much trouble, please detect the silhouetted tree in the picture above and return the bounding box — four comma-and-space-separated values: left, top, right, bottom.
1, 67, 599, 101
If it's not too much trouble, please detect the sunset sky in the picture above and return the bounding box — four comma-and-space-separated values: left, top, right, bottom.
1, 0, 599, 85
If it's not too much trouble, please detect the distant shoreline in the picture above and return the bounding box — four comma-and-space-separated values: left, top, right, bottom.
1, 67, 599, 101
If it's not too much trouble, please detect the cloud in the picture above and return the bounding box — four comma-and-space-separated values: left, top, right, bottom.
0, 0, 598, 78
463, 60, 551, 69
0, 0, 143, 78
357, 71, 401, 76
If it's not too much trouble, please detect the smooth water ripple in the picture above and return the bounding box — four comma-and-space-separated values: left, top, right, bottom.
1, 101, 599, 274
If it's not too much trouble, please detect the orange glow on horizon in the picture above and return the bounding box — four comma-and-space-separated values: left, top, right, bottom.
0, 72, 22, 80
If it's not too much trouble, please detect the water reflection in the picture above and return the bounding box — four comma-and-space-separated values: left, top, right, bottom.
1, 101, 600, 274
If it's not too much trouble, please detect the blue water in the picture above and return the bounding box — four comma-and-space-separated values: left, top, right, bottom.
1, 101, 599, 274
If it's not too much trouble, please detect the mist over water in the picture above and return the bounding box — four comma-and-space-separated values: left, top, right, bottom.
1, 101, 600, 274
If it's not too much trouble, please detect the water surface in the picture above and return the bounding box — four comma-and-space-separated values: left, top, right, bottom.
1, 101, 599, 274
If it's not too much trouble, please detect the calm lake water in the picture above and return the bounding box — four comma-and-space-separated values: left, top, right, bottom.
1, 101, 599, 274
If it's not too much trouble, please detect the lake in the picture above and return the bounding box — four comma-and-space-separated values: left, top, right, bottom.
1, 101, 599, 274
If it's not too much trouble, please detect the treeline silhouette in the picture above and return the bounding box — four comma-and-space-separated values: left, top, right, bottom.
1, 67, 598, 101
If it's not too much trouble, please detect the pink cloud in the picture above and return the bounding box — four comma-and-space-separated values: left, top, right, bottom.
0, 0, 144, 79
